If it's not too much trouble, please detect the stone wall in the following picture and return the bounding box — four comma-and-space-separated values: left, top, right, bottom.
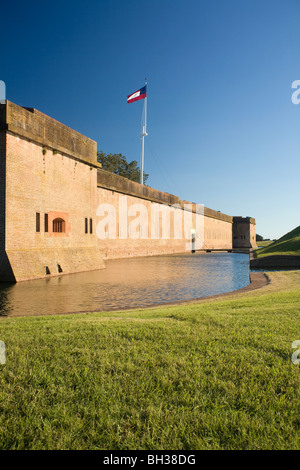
0, 100, 256, 282
2, 101, 99, 167
0, 101, 104, 281
96, 171, 238, 258
4, 132, 105, 281
0, 131, 15, 281
96, 187, 188, 258
0, 131, 5, 250
233, 217, 257, 249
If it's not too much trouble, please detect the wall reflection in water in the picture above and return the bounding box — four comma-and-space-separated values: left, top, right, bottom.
0, 252, 250, 317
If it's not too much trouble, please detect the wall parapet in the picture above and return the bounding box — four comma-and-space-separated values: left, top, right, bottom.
97, 169, 235, 223
233, 216, 256, 225
97, 168, 180, 205
0, 101, 100, 168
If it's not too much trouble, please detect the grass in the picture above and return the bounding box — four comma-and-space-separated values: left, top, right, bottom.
256, 226, 300, 258
0, 271, 299, 450
256, 240, 274, 248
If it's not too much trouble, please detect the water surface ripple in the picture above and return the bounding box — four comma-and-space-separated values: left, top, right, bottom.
0, 252, 250, 317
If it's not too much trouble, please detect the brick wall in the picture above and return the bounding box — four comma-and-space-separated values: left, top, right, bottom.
4, 132, 104, 281
233, 217, 257, 249
95, 187, 234, 259
0, 100, 256, 282
0, 131, 5, 249
4, 101, 98, 166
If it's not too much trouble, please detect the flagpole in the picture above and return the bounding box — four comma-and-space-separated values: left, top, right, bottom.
140, 78, 148, 185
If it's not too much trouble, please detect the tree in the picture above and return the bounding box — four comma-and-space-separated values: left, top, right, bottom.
97, 151, 149, 184
256, 234, 264, 241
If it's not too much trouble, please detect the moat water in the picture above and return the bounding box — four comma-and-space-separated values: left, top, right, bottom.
0, 252, 250, 317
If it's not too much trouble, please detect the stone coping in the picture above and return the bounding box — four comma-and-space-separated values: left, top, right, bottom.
97, 168, 237, 223
0, 101, 99, 167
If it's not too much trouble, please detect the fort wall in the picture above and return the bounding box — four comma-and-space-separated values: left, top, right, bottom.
0, 101, 256, 282
233, 216, 256, 249
2, 101, 99, 167
0, 131, 15, 281
1, 102, 104, 281
96, 171, 235, 259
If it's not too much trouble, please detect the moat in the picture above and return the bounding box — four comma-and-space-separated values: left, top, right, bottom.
0, 252, 250, 317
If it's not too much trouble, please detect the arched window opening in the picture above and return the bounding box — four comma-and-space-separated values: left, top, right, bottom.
53, 218, 66, 233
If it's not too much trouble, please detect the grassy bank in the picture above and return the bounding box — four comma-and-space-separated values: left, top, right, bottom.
0, 271, 299, 450
256, 226, 300, 258
256, 240, 274, 248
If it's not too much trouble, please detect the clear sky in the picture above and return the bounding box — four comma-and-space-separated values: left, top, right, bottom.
1, 0, 299, 239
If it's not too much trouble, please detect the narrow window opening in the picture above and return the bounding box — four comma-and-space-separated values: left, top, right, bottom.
57, 264, 63, 273
45, 266, 50, 275
36, 212, 40, 232
85, 217, 88, 234
44, 213, 48, 232
53, 218, 65, 233
90, 218, 93, 234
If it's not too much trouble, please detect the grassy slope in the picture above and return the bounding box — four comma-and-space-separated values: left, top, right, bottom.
256, 226, 300, 258
256, 240, 274, 248
0, 271, 299, 450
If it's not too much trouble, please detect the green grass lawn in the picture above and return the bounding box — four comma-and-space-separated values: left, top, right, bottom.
0, 271, 299, 450
256, 226, 300, 258
256, 240, 274, 248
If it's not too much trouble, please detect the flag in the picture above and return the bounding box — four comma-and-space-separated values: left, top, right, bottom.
127, 86, 147, 104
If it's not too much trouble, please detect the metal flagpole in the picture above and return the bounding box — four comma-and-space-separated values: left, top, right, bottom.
140, 78, 148, 185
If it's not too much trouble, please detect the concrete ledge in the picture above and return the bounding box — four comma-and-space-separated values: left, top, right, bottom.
250, 255, 300, 269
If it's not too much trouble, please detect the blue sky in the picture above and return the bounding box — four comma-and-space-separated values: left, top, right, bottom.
1, 0, 299, 239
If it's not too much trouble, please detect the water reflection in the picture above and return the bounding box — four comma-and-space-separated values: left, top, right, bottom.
0, 252, 250, 317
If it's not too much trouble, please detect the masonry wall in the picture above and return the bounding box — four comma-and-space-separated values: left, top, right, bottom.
0, 101, 105, 281
0, 131, 15, 281
0, 131, 5, 251
4, 101, 97, 166
233, 217, 257, 249
96, 171, 235, 259
4, 133, 105, 281
96, 187, 188, 258
0, 100, 256, 282
202, 216, 233, 250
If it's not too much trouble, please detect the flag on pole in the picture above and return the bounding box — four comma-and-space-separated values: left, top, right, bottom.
127, 86, 147, 104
